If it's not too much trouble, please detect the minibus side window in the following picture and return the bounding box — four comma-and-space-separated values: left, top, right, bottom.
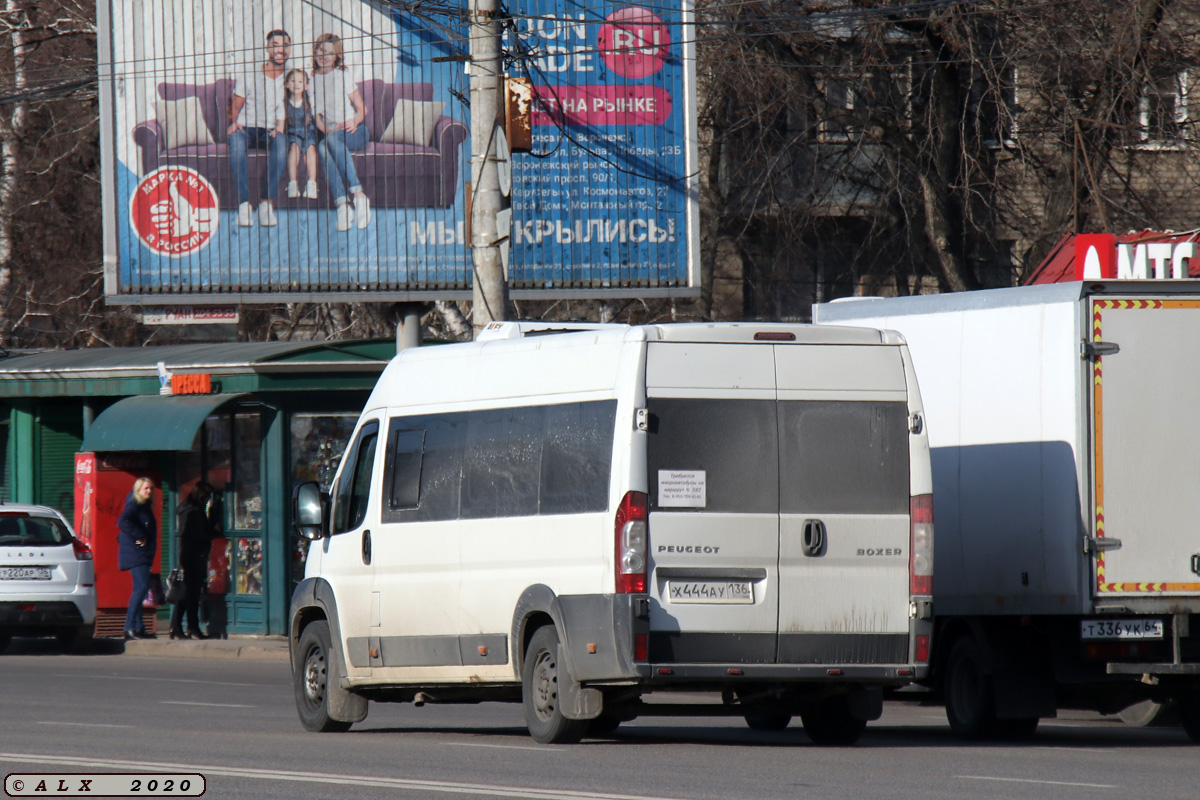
540, 400, 616, 515
461, 406, 543, 519
332, 423, 378, 534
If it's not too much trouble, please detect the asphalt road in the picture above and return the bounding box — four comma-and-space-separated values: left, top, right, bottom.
0, 645, 1196, 800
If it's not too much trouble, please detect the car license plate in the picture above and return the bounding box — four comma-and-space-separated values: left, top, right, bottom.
1080, 619, 1163, 640
0, 566, 51, 580
668, 580, 753, 604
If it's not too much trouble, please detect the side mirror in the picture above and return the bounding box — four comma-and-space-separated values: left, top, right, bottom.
293, 481, 328, 541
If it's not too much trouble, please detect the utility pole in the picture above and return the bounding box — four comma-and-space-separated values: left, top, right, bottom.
469, 0, 508, 337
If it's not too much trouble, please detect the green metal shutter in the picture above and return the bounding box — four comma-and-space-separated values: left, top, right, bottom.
36, 405, 82, 517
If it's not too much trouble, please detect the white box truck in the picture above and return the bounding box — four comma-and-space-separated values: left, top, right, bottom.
289, 321, 934, 745
815, 281, 1200, 740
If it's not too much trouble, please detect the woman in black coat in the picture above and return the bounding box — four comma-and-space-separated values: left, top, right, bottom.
117, 477, 157, 639
169, 482, 218, 639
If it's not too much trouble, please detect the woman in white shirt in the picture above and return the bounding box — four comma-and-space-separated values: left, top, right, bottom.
312, 33, 370, 231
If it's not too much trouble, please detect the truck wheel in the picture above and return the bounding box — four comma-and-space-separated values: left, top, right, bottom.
0, 632, 9, 654
745, 713, 792, 731
523, 626, 587, 744
945, 636, 999, 738
800, 695, 866, 745
295, 620, 352, 733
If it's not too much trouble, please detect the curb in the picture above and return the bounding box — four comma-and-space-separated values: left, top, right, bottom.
119, 635, 289, 662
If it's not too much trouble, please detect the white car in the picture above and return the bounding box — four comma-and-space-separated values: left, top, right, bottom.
0, 504, 96, 653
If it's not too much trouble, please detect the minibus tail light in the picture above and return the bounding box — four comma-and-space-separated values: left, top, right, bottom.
910, 494, 933, 596
616, 491, 648, 594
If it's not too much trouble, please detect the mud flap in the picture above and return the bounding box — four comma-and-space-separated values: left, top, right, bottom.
329, 645, 368, 723
847, 686, 883, 721
557, 643, 603, 720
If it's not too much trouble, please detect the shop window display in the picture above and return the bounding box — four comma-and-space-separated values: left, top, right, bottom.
233, 414, 262, 530
289, 413, 357, 584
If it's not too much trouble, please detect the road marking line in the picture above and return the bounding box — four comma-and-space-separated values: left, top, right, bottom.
958, 775, 1117, 789
53, 674, 260, 687
36, 722, 133, 729
445, 742, 566, 753
0, 753, 692, 800
159, 701, 255, 708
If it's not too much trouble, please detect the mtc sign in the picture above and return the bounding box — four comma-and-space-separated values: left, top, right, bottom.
1075, 233, 1198, 280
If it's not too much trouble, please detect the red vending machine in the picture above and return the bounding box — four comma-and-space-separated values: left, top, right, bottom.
74, 452, 164, 637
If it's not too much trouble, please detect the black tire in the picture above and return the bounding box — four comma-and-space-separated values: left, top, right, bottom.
522, 626, 587, 744
944, 636, 999, 739
0, 632, 9, 654
745, 713, 792, 731
800, 695, 866, 746
295, 620, 352, 733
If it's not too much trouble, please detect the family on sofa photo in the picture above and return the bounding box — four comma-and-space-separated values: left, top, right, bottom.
132, 28, 469, 232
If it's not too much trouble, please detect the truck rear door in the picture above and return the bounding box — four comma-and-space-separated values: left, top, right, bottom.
1089, 296, 1200, 597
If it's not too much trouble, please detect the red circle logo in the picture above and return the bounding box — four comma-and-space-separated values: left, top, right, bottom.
130, 166, 219, 257
598, 7, 669, 80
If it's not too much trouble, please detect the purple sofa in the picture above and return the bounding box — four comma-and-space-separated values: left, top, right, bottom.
132, 79, 468, 209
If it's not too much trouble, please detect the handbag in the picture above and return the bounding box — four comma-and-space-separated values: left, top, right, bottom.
143, 572, 166, 607
165, 567, 185, 605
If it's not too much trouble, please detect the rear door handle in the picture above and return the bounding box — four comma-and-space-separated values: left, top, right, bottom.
362, 529, 372, 565
802, 520, 825, 557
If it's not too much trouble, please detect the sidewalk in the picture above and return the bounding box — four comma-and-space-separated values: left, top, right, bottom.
119, 634, 289, 662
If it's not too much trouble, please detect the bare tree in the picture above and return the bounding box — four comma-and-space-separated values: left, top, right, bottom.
697, 0, 1200, 317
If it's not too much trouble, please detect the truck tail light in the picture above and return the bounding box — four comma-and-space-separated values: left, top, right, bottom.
71, 537, 93, 561
615, 491, 648, 594
910, 494, 933, 596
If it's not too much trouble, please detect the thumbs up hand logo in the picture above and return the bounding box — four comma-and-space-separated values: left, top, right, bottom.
149, 181, 216, 238
133, 167, 220, 257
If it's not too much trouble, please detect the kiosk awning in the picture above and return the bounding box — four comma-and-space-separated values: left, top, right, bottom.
81, 393, 247, 452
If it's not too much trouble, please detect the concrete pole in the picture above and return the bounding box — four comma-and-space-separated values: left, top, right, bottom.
395, 303, 424, 352
469, 0, 508, 338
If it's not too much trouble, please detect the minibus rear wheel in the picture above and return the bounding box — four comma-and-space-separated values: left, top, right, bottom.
522, 625, 587, 744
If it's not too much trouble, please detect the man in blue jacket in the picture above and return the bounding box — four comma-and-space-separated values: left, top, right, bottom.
118, 477, 158, 639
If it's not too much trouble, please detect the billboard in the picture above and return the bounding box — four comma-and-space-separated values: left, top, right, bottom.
99, 0, 698, 303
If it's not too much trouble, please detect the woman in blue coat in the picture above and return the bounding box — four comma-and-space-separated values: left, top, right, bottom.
118, 477, 158, 639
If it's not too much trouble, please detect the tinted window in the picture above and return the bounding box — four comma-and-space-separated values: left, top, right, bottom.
778, 401, 909, 514
382, 413, 466, 524
647, 399, 779, 513
462, 406, 544, 519
540, 401, 616, 515
381, 401, 616, 523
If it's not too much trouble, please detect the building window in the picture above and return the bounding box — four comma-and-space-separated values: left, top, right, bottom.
1139, 71, 1187, 146
818, 78, 857, 142
980, 65, 1018, 149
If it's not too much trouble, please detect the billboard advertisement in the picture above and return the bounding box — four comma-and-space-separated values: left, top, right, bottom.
506, 0, 697, 292
99, 0, 697, 302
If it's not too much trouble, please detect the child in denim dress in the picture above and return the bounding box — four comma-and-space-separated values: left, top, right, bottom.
274, 68, 319, 199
